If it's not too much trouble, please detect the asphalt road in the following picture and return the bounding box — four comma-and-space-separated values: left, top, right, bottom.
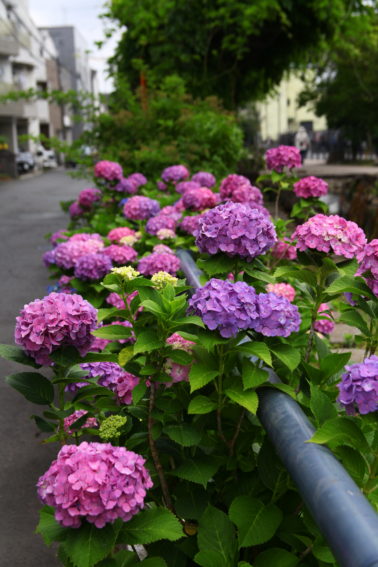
0, 170, 89, 567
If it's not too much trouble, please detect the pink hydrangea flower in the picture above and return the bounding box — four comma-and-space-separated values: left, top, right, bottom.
94, 160, 123, 181
161, 165, 189, 184
179, 214, 204, 236
102, 245, 137, 265
164, 333, 195, 387
137, 253, 181, 276
356, 239, 378, 296
265, 145, 301, 172
128, 172, 147, 187
123, 196, 160, 220
292, 214, 367, 259
159, 206, 182, 222
175, 181, 201, 195
106, 291, 139, 310
68, 233, 103, 243
266, 282, 296, 302
157, 181, 167, 191
78, 188, 102, 209
153, 244, 174, 255
15, 292, 97, 365
219, 174, 263, 205
37, 442, 153, 528
293, 176, 328, 198
107, 227, 136, 243
271, 240, 297, 260
182, 187, 217, 211
69, 201, 84, 218
54, 239, 104, 270
63, 410, 98, 434
114, 372, 140, 404
313, 303, 335, 334
50, 230, 68, 246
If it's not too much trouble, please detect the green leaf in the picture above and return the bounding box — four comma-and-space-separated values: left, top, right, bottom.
174, 457, 220, 487
338, 310, 369, 336
0, 343, 40, 367
92, 325, 132, 340
197, 254, 236, 276
81, 352, 119, 363
325, 275, 375, 299
140, 559, 167, 566
140, 299, 163, 316
270, 344, 300, 371
174, 484, 209, 520
191, 330, 229, 351
5, 372, 54, 405
237, 341, 272, 366
242, 359, 268, 389
169, 316, 205, 329
188, 395, 217, 414
96, 308, 118, 322
253, 548, 299, 567
189, 362, 218, 392
229, 496, 282, 547
319, 352, 351, 379
61, 522, 117, 567
225, 385, 258, 414
36, 506, 69, 546
120, 508, 183, 545
309, 417, 369, 452
195, 506, 237, 567
310, 384, 337, 425
335, 446, 368, 484
164, 424, 202, 446
111, 550, 138, 567
133, 330, 164, 354
118, 346, 134, 366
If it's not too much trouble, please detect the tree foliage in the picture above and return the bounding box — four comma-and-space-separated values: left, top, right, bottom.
105, 0, 362, 108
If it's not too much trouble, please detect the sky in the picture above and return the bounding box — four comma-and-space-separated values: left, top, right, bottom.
28, 0, 121, 92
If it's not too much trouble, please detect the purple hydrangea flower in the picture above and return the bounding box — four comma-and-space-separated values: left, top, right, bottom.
43, 249, 56, 267
54, 239, 104, 270
74, 253, 113, 281
293, 176, 328, 198
250, 293, 301, 337
196, 201, 276, 260
15, 292, 97, 365
337, 355, 378, 415
219, 174, 263, 205
161, 165, 189, 184
102, 245, 137, 265
114, 372, 140, 404
114, 177, 139, 194
356, 239, 378, 296
175, 181, 201, 195
137, 252, 181, 276
188, 279, 259, 338
157, 181, 167, 191
128, 172, 147, 187
78, 188, 102, 209
123, 196, 160, 220
63, 410, 98, 434
159, 205, 182, 222
94, 160, 123, 181
265, 145, 302, 172
37, 442, 153, 528
68, 233, 103, 243
69, 201, 84, 218
191, 171, 216, 188
145, 215, 176, 235
80, 361, 125, 388
179, 214, 204, 236
182, 187, 218, 211
50, 230, 68, 246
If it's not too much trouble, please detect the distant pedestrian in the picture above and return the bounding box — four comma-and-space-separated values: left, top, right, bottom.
295, 126, 310, 164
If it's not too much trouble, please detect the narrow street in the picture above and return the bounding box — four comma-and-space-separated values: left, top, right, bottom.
0, 170, 89, 567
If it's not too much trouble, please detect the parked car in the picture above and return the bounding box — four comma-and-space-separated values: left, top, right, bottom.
16, 151, 35, 174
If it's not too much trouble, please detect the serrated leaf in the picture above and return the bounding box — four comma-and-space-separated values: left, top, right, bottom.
92, 325, 132, 340
0, 343, 40, 367
120, 508, 183, 545
189, 362, 218, 392
5, 371, 54, 405
253, 548, 299, 567
61, 522, 117, 567
164, 424, 202, 446
174, 457, 219, 487
225, 385, 258, 414
242, 359, 268, 389
36, 506, 69, 546
229, 496, 282, 547
238, 341, 272, 366
188, 395, 217, 414
309, 417, 369, 452
270, 344, 300, 371
195, 505, 237, 567
197, 254, 236, 276
118, 346, 134, 366
133, 330, 164, 354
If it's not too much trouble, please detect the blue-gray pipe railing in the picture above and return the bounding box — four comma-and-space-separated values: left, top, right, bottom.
176, 249, 378, 567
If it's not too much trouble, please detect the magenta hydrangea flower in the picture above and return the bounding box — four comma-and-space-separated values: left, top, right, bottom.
157, 181, 167, 191
68, 233, 103, 243
129, 172, 147, 187
250, 293, 301, 337
191, 172, 216, 188
159, 206, 182, 222
50, 230, 68, 246
196, 202, 276, 260
54, 239, 104, 270
313, 303, 334, 334
182, 187, 217, 211
102, 245, 137, 265
219, 174, 263, 205
114, 372, 140, 404
271, 240, 297, 260
123, 196, 160, 221
114, 177, 139, 194
153, 244, 174, 255
138, 253, 181, 276
265, 145, 302, 172
106, 290, 139, 310
175, 181, 201, 195
174, 198, 185, 212
94, 160, 123, 181
74, 253, 113, 281
15, 292, 97, 365
146, 215, 176, 235
164, 333, 195, 387
107, 227, 136, 243
37, 442, 153, 528
43, 249, 56, 267
266, 282, 296, 302
292, 214, 367, 259
188, 279, 259, 338
356, 239, 378, 296
78, 188, 102, 209
63, 410, 98, 434
293, 176, 328, 198
161, 164, 189, 184
337, 355, 378, 415
69, 201, 84, 218
179, 214, 203, 236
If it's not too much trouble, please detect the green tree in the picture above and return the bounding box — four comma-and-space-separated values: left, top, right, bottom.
105, 0, 362, 108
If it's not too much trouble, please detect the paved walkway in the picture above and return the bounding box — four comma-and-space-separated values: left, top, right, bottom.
0, 170, 88, 567
300, 158, 378, 177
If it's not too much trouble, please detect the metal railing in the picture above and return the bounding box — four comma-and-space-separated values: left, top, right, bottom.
176, 249, 378, 567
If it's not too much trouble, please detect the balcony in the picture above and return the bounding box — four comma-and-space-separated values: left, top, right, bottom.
0, 36, 19, 57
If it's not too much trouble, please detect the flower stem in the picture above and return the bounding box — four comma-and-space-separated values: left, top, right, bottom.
274, 187, 282, 219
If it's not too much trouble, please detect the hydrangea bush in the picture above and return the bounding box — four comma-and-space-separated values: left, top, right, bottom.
1, 152, 377, 567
